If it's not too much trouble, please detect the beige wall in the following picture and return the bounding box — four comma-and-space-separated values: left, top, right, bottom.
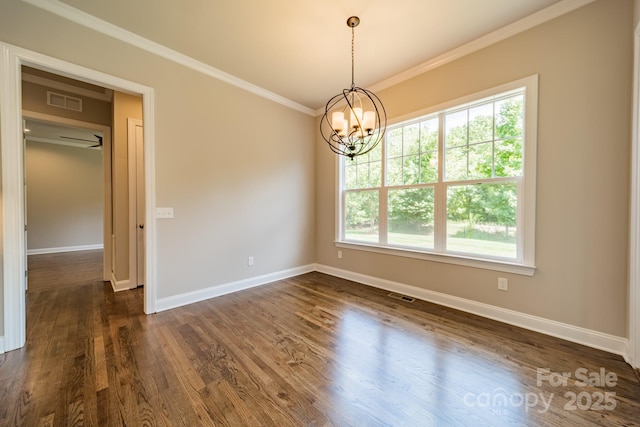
317, 0, 633, 337
0, 0, 316, 339
25, 141, 103, 250
111, 91, 142, 282
154, 76, 315, 296
635, 0, 640, 28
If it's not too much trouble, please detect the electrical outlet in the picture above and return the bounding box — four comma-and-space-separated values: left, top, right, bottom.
498, 277, 508, 291
247, 256, 254, 266
338, 250, 342, 259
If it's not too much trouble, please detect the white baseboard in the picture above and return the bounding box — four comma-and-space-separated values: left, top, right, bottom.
0, 336, 4, 354
156, 264, 316, 312
315, 264, 630, 362
27, 244, 103, 255
110, 272, 133, 292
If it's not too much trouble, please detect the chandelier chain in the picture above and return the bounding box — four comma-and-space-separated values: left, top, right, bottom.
351, 25, 355, 89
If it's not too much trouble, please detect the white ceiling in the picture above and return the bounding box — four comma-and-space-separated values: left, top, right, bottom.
24, 119, 103, 149
38, 0, 573, 110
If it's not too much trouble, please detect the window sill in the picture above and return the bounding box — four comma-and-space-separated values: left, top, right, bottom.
334, 241, 536, 276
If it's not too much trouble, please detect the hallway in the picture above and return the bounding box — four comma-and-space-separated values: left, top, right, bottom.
27, 250, 104, 292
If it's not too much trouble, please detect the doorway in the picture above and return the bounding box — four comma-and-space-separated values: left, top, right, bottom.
22, 114, 112, 284
1, 42, 157, 352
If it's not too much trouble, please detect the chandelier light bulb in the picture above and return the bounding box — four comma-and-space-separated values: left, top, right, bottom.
363, 111, 375, 133
332, 112, 345, 132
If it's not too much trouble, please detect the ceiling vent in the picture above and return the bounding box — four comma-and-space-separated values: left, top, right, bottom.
47, 91, 83, 112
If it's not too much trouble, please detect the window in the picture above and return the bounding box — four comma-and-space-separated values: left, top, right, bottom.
338, 76, 537, 275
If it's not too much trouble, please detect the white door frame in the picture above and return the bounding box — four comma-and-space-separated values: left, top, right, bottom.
629, 24, 640, 370
0, 42, 157, 352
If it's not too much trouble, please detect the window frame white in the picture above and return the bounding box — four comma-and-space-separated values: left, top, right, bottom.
335, 75, 538, 276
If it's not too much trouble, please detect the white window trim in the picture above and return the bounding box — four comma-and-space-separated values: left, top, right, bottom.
335, 75, 538, 276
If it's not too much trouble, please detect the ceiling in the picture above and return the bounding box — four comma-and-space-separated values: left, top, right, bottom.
35, 0, 571, 111
24, 119, 103, 149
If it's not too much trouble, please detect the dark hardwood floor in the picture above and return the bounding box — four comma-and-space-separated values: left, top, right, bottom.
26, 250, 104, 292
1, 251, 638, 426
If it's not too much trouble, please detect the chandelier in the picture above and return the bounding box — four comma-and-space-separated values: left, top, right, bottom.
320, 16, 387, 160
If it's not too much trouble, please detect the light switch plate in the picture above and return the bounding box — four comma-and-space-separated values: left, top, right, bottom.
156, 207, 174, 218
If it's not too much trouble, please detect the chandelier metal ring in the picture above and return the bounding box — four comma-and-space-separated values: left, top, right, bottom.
320, 16, 387, 160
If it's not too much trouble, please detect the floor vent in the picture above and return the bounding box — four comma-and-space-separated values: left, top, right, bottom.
388, 292, 415, 303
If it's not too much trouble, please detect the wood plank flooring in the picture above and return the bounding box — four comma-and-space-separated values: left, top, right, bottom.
27, 250, 104, 292
1, 251, 638, 426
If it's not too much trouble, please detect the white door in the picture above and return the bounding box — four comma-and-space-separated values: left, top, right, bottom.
135, 123, 145, 286
23, 119, 28, 291
128, 118, 145, 288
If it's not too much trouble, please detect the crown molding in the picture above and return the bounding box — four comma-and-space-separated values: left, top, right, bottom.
314, 0, 596, 116
19, 0, 315, 116
368, 0, 596, 94
20, 0, 593, 119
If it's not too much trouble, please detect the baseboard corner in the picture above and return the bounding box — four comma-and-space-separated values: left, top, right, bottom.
110, 273, 133, 292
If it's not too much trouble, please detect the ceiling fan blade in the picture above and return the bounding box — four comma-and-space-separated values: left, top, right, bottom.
60, 135, 99, 143
90, 135, 103, 148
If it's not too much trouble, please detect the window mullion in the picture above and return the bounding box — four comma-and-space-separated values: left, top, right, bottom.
379, 186, 388, 245
465, 109, 470, 181
379, 136, 388, 245
434, 113, 446, 252
516, 175, 524, 264
338, 157, 345, 242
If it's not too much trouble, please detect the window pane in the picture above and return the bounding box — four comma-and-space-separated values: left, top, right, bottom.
468, 142, 493, 179
370, 160, 382, 187
345, 190, 379, 243
387, 128, 403, 158
356, 163, 370, 188
420, 118, 438, 152
403, 123, 420, 156
403, 155, 420, 185
445, 146, 467, 181
387, 157, 403, 186
369, 141, 382, 161
388, 188, 434, 249
468, 103, 493, 144
353, 151, 366, 165
345, 141, 382, 190
446, 183, 517, 258
345, 163, 357, 189
495, 95, 524, 139
420, 151, 438, 183
445, 110, 467, 147
495, 138, 522, 177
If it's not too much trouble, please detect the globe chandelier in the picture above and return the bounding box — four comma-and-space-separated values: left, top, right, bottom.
320, 16, 387, 160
